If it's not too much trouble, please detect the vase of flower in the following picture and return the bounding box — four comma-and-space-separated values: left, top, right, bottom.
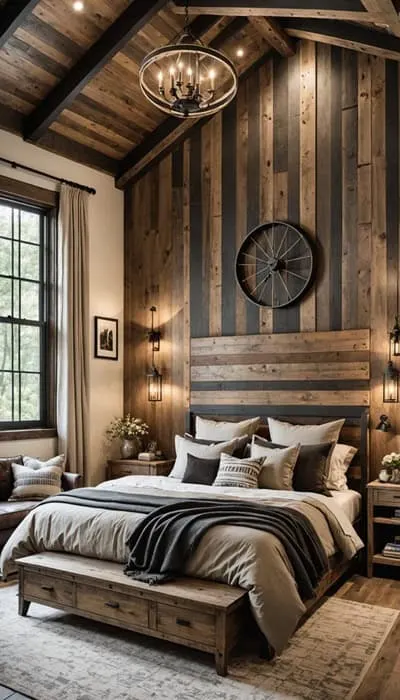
106, 414, 149, 461
380, 452, 400, 483
120, 438, 139, 459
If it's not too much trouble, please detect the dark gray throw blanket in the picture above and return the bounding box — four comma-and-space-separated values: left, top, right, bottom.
40, 489, 328, 600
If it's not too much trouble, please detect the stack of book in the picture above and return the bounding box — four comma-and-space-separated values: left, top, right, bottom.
382, 542, 400, 558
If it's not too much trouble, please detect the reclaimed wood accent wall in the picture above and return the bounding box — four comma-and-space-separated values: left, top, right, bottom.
124, 40, 400, 476
191, 329, 370, 411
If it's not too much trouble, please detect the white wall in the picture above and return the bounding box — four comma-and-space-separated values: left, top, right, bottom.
0, 131, 124, 485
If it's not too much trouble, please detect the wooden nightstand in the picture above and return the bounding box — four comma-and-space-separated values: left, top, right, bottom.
107, 458, 174, 480
367, 480, 400, 577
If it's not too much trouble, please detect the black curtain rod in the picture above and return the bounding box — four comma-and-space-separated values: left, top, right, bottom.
0, 157, 96, 195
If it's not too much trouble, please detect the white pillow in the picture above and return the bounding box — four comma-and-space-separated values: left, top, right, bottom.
213, 453, 263, 489
195, 416, 261, 441
326, 444, 357, 491
169, 436, 240, 479
10, 454, 65, 500
267, 418, 345, 447
250, 438, 300, 490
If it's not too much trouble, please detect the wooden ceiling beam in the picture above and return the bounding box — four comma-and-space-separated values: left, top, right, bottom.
23, 0, 168, 143
283, 18, 400, 61
248, 16, 295, 56
360, 0, 400, 38
0, 0, 41, 49
116, 17, 269, 189
172, 1, 385, 23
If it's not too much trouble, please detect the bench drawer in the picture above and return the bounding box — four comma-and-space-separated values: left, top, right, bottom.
24, 571, 73, 607
156, 602, 216, 646
76, 584, 149, 628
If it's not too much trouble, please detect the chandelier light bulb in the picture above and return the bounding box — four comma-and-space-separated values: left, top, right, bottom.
72, 0, 84, 11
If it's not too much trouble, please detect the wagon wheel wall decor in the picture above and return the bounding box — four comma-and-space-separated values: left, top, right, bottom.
235, 221, 315, 308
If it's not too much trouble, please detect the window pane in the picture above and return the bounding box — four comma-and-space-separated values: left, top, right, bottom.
0, 277, 11, 317
20, 373, 40, 421
0, 372, 12, 421
20, 210, 40, 244
0, 324, 12, 371
13, 209, 19, 239
20, 242, 40, 281
13, 280, 20, 319
0, 205, 12, 239
21, 281, 39, 321
0, 238, 11, 276
20, 325, 40, 372
13, 239, 19, 278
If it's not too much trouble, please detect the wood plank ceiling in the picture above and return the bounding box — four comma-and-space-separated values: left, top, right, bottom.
0, 0, 400, 187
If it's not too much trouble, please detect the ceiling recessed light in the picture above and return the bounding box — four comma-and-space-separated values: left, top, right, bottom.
73, 1, 84, 11
236, 48, 244, 58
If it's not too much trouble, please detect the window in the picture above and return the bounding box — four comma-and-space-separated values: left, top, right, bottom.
0, 196, 55, 429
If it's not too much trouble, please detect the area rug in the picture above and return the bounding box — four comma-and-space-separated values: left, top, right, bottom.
0, 586, 397, 700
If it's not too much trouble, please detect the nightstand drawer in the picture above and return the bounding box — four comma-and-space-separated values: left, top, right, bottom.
374, 490, 400, 507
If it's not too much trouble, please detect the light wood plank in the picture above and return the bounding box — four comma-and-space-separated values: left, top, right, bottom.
236, 80, 248, 335
248, 16, 295, 57
191, 329, 371, 354
191, 361, 370, 382
209, 112, 222, 336
191, 390, 370, 406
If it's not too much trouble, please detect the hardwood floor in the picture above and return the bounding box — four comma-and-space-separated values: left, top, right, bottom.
0, 575, 399, 699
336, 575, 400, 699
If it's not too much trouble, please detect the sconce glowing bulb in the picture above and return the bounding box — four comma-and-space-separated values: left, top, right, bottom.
72, 0, 84, 11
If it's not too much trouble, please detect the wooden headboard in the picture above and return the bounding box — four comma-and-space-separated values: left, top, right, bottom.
188, 328, 371, 493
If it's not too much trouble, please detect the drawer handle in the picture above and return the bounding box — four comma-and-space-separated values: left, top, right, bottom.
176, 618, 191, 628
104, 601, 120, 609
41, 585, 54, 592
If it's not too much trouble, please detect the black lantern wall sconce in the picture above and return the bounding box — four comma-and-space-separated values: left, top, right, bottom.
147, 306, 162, 402
383, 317, 400, 404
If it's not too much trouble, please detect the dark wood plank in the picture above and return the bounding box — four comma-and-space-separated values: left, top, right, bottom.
0, 0, 40, 50
386, 60, 399, 343
246, 68, 261, 334
24, 0, 169, 141
330, 46, 343, 330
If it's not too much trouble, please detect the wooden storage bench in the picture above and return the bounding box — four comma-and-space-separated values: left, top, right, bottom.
17, 552, 248, 676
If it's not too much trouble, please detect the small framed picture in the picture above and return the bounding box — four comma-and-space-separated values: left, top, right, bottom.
94, 316, 118, 360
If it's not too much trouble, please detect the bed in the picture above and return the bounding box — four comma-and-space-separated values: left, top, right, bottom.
0, 409, 368, 658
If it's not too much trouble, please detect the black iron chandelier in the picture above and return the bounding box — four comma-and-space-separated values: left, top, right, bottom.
139, 1, 238, 118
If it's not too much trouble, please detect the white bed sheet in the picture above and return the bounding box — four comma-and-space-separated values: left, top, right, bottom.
330, 489, 361, 523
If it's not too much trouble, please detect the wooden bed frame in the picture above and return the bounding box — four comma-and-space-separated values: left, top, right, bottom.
16, 408, 370, 674
187, 408, 370, 626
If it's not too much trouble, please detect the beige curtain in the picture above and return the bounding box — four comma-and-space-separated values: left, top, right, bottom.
57, 184, 89, 479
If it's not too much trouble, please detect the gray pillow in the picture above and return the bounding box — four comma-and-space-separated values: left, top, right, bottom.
253, 436, 333, 496
184, 433, 249, 459
182, 454, 221, 485
0, 456, 23, 500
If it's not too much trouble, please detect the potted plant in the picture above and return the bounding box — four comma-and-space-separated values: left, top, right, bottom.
106, 414, 149, 459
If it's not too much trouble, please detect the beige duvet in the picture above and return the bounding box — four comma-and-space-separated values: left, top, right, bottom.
0, 476, 363, 655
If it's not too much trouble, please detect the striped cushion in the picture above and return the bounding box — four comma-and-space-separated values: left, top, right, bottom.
10, 454, 64, 500
213, 453, 263, 489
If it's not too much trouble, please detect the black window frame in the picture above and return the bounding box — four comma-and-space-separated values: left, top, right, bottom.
0, 195, 55, 430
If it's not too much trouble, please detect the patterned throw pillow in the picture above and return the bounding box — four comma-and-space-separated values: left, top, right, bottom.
0, 456, 23, 500
213, 453, 263, 489
9, 454, 65, 500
